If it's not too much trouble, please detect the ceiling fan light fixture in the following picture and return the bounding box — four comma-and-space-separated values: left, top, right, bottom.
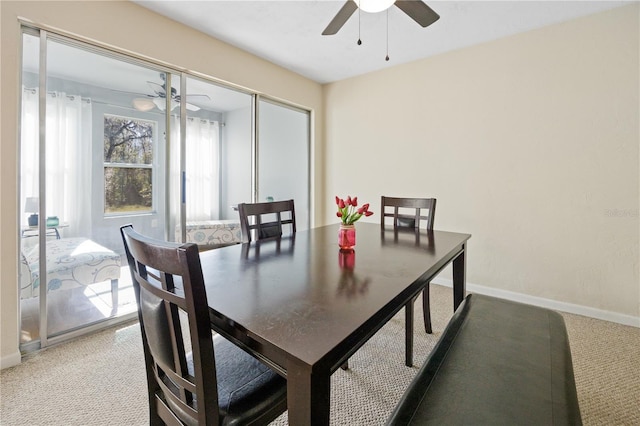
356, 0, 395, 13
132, 98, 155, 112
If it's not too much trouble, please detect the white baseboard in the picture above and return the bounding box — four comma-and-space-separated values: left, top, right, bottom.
1, 351, 22, 370
431, 277, 640, 328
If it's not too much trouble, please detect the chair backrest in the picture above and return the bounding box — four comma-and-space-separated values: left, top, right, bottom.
381, 196, 437, 231
120, 225, 219, 426
237, 199, 296, 243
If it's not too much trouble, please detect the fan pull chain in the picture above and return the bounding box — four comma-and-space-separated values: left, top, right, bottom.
357, 6, 362, 45
385, 9, 390, 61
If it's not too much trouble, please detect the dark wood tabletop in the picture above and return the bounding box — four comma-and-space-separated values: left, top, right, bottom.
199, 222, 471, 425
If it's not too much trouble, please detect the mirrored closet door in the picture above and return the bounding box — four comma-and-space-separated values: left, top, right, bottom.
257, 98, 310, 231
19, 29, 173, 350
19, 25, 311, 354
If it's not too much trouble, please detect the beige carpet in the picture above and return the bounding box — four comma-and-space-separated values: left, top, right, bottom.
1, 284, 639, 425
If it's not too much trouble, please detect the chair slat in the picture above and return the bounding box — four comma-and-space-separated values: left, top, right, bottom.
237, 199, 296, 243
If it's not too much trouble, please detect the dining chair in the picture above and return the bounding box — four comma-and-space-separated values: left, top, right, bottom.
381, 196, 437, 366
120, 225, 287, 426
237, 199, 296, 243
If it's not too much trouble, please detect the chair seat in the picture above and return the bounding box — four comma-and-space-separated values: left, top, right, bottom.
213, 337, 287, 424
182, 336, 287, 425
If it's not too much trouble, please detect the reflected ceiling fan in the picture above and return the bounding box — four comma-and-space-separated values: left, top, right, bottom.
322, 0, 440, 35
132, 74, 210, 112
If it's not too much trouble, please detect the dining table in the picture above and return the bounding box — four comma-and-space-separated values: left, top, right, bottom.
199, 222, 471, 425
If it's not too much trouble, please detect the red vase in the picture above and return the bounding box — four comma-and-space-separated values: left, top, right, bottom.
338, 224, 356, 250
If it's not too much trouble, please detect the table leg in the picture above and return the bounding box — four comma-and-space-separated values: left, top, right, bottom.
452, 243, 467, 311
405, 298, 414, 367
287, 363, 331, 425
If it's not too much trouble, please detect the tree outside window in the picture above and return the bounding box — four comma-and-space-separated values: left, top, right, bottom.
104, 114, 154, 214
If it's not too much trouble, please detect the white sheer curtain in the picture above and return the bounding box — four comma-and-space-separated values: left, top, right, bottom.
170, 116, 220, 223
169, 115, 181, 240
21, 88, 92, 236
20, 88, 39, 229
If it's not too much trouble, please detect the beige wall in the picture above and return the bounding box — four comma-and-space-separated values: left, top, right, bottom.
324, 5, 639, 319
0, 0, 323, 367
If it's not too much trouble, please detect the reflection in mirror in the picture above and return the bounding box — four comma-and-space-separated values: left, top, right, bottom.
241, 235, 295, 260
177, 76, 252, 249
258, 100, 310, 231
19, 31, 169, 349
381, 228, 435, 252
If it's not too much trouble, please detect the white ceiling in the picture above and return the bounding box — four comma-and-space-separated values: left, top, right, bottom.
133, 0, 631, 84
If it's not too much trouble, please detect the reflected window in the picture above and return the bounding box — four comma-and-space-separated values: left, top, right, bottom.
103, 114, 155, 214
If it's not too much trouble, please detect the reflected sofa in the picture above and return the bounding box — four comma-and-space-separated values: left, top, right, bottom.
176, 220, 242, 247
20, 238, 121, 306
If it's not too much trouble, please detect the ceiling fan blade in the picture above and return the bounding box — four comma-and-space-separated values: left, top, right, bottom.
147, 81, 166, 96
184, 94, 211, 101
322, 1, 358, 35
173, 95, 202, 111
395, 1, 440, 28
109, 88, 153, 98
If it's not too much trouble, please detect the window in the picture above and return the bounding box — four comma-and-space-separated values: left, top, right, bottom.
103, 114, 155, 214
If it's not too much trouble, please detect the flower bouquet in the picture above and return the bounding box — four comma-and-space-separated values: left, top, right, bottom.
335, 195, 373, 250
335, 195, 373, 225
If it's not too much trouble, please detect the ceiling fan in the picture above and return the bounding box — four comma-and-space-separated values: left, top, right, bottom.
132, 74, 210, 112
322, 0, 440, 36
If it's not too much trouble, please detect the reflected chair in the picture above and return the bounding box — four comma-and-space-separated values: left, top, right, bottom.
381, 196, 437, 367
120, 225, 287, 426
237, 199, 296, 243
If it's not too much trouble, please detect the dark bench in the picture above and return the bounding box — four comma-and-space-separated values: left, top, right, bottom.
387, 294, 582, 425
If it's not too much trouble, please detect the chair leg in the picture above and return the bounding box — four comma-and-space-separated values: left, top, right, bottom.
405, 299, 414, 367
111, 279, 119, 312
422, 283, 432, 334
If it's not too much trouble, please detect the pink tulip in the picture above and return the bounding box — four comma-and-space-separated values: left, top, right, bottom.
335, 195, 372, 224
